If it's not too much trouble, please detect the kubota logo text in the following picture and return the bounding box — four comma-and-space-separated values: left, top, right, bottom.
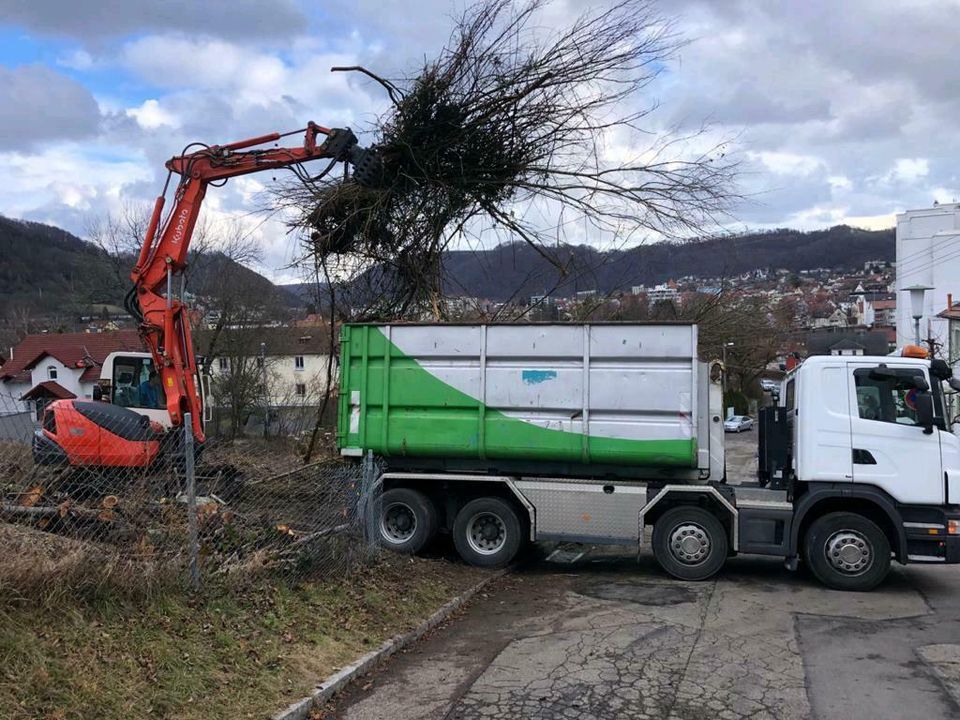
172, 207, 189, 245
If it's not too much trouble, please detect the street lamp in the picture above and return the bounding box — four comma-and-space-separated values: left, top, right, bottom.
722, 341, 734, 369
902, 284, 933, 346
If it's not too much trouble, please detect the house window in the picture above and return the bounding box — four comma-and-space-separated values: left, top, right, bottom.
294, 356, 305, 370
47, 365, 58, 380
218, 357, 229, 371
295, 383, 307, 397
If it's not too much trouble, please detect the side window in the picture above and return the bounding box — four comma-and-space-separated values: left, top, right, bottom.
853, 368, 924, 426
784, 379, 795, 412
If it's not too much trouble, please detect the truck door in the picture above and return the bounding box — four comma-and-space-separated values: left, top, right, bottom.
848, 364, 943, 504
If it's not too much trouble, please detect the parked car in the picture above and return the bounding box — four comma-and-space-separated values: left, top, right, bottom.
724, 415, 754, 432
760, 379, 779, 393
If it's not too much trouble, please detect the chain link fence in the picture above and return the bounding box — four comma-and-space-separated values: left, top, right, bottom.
0, 393, 380, 601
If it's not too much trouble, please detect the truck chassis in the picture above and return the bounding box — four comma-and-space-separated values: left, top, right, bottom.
370, 471, 960, 592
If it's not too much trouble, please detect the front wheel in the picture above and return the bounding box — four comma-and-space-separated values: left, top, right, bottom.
452, 497, 523, 568
652, 506, 728, 581
804, 512, 890, 591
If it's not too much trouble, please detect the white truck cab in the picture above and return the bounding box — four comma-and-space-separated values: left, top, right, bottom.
788, 354, 960, 506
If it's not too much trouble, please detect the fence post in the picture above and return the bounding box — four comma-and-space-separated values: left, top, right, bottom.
184, 412, 200, 591
363, 451, 379, 558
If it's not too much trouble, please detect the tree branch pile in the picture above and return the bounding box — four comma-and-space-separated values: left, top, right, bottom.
278, 0, 738, 319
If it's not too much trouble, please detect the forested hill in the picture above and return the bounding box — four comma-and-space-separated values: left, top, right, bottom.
0, 215, 295, 317
441, 225, 895, 300
2, 216, 894, 315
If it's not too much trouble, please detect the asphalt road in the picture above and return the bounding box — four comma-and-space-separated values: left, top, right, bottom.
331, 431, 960, 720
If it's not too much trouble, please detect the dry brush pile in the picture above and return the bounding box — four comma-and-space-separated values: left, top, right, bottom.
277, 0, 738, 320
0, 440, 365, 599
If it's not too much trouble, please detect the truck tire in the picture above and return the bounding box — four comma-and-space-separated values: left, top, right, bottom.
652, 506, 728, 581
453, 497, 522, 568
378, 488, 437, 555
804, 512, 890, 592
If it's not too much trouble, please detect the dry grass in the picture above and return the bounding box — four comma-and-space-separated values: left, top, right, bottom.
0, 524, 182, 606
0, 553, 490, 720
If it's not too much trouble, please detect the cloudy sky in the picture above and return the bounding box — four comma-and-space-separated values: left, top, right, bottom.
1, 0, 957, 281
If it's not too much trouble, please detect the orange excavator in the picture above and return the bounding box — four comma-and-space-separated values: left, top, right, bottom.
34, 122, 379, 468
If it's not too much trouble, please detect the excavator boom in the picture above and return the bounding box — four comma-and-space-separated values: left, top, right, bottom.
129, 122, 374, 443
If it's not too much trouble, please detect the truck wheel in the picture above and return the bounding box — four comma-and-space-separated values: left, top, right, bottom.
652, 506, 728, 581
378, 488, 437, 555
453, 497, 522, 568
804, 512, 890, 592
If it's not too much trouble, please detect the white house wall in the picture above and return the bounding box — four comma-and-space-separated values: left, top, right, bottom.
896, 204, 960, 349
207, 353, 335, 406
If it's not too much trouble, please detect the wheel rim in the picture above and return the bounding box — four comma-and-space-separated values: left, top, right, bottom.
668, 522, 711, 565
466, 511, 506, 555
380, 502, 417, 544
824, 529, 872, 576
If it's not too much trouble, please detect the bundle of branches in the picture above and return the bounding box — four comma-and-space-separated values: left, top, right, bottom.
279, 0, 738, 319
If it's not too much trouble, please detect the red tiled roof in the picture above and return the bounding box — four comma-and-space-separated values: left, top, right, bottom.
1, 330, 144, 383
871, 299, 896, 310
20, 380, 77, 401
939, 306, 960, 321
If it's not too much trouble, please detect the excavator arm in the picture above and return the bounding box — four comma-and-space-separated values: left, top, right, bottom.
128, 122, 376, 443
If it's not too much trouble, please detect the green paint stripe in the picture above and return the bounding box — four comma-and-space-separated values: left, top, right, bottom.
339, 326, 695, 468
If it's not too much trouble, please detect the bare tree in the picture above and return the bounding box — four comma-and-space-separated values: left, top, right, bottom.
274, 0, 738, 322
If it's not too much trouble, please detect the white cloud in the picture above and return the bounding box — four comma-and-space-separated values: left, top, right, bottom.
56, 48, 95, 70
887, 158, 929, 184
126, 99, 181, 130
749, 151, 823, 176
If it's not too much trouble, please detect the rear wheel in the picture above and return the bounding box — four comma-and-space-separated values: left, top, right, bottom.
378, 488, 437, 554
652, 506, 728, 581
453, 497, 523, 568
804, 512, 890, 591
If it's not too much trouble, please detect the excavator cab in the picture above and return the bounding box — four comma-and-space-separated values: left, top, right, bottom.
34, 351, 212, 469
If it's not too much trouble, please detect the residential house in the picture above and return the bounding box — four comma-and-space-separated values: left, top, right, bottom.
811, 307, 848, 329
197, 325, 334, 407
648, 283, 679, 304
0, 330, 144, 419
806, 329, 891, 357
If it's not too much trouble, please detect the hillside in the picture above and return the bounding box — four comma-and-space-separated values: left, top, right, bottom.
283, 224, 895, 303
441, 225, 895, 300
0, 216, 298, 319
1, 217, 895, 318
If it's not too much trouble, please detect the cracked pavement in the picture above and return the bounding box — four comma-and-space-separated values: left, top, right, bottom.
330, 434, 960, 720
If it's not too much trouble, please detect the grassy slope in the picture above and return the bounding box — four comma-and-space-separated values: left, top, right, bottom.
0, 556, 487, 720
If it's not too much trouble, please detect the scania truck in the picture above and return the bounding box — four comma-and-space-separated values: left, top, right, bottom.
338, 322, 960, 591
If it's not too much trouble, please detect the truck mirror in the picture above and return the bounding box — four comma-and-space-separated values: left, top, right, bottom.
930, 358, 953, 381
92, 385, 103, 401
910, 375, 930, 392
915, 392, 935, 434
